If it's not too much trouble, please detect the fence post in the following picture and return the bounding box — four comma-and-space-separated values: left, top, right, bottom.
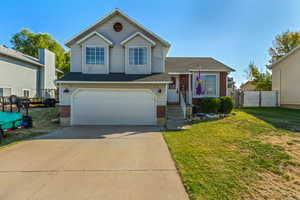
259, 91, 262, 107
241, 91, 244, 108
276, 91, 279, 107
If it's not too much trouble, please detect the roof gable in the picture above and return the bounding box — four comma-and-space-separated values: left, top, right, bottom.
269, 45, 300, 69
65, 9, 170, 48
76, 31, 113, 46
120, 32, 156, 46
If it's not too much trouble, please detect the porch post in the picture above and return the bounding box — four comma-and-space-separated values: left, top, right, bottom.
188, 73, 192, 105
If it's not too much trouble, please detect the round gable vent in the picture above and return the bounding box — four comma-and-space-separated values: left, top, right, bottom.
113, 22, 123, 32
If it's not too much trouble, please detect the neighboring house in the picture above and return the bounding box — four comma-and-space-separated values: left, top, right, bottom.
270, 45, 300, 109
0, 46, 57, 98
240, 80, 256, 91
57, 9, 234, 126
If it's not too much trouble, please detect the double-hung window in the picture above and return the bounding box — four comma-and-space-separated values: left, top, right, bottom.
193, 73, 218, 97
86, 47, 104, 64
0, 88, 12, 97
23, 89, 30, 98
129, 47, 147, 65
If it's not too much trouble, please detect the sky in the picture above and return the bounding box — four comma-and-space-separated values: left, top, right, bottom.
1, 0, 300, 87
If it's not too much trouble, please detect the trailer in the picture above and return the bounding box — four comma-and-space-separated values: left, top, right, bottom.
0, 95, 32, 140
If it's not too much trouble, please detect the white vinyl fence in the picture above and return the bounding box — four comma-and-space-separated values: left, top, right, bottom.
233, 91, 279, 108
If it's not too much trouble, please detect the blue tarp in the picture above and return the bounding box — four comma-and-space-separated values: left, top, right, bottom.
0, 112, 23, 130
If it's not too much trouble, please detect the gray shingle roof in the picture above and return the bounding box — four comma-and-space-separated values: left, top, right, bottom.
165, 57, 235, 73
57, 72, 171, 83
0, 45, 43, 67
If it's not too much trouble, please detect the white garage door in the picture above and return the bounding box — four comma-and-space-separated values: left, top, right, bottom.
72, 89, 156, 125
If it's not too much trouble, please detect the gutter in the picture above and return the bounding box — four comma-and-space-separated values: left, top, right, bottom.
56, 81, 172, 84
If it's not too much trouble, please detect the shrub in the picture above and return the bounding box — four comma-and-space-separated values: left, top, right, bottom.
195, 97, 220, 113
219, 96, 234, 114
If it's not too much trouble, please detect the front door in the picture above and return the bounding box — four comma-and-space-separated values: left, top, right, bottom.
167, 76, 179, 104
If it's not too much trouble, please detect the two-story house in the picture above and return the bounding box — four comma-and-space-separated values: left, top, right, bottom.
57, 9, 234, 126
0, 46, 58, 98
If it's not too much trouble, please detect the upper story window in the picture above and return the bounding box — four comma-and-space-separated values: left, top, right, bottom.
129, 47, 147, 65
23, 89, 30, 98
86, 47, 104, 65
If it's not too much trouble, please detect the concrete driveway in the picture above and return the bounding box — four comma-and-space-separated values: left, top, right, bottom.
0, 126, 189, 200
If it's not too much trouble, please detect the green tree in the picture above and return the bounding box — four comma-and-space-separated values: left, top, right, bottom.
10, 29, 70, 74
247, 62, 272, 91
269, 31, 300, 64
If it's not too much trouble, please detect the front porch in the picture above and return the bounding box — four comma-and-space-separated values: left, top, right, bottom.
166, 71, 228, 120
167, 73, 193, 122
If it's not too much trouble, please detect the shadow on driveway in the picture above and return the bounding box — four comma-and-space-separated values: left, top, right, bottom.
32, 126, 162, 140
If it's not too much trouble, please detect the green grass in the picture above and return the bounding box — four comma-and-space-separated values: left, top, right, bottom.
241, 107, 300, 131
0, 107, 60, 148
163, 108, 300, 200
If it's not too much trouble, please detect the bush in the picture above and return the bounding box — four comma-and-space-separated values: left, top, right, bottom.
194, 97, 234, 114
219, 96, 234, 114
195, 97, 220, 113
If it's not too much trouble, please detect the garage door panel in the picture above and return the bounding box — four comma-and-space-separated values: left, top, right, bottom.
72, 90, 156, 125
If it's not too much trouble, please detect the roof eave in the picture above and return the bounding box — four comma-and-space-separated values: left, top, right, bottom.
56, 80, 171, 84
269, 45, 300, 69
76, 31, 113, 46
0, 51, 44, 67
120, 32, 156, 46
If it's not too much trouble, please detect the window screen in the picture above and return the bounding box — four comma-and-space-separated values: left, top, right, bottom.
129, 47, 147, 65
86, 47, 104, 64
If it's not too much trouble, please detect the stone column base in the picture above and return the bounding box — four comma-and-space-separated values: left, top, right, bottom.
59, 105, 71, 126
60, 117, 71, 126
157, 117, 166, 127
186, 105, 193, 119
157, 105, 167, 127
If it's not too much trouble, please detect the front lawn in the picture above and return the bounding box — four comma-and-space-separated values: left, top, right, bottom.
164, 107, 300, 200
0, 107, 60, 148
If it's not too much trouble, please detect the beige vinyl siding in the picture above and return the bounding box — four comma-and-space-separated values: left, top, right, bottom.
70, 14, 166, 74
272, 47, 300, 106
0, 54, 39, 97
70, 43, 82, 72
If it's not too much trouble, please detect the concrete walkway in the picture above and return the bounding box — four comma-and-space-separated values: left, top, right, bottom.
0, 126, 189, 200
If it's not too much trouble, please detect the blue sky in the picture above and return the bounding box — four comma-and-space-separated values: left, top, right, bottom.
1, 0, 299, 86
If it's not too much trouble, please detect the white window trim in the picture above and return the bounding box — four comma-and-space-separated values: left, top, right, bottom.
128, 46, 148, 66
192, 72, 220, 98
120, 32, 156, 46
82, 44, 109, 74
76, 31, 113, 46
125, 45, 151, 74
0, 87, 12, 97
85, 45, 105, 65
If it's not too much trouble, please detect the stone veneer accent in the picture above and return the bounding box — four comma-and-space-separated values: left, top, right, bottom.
59, 105, 71, 126
157, 105, 166, 118
157, 105, 166, 126
59, 105, 70, 117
